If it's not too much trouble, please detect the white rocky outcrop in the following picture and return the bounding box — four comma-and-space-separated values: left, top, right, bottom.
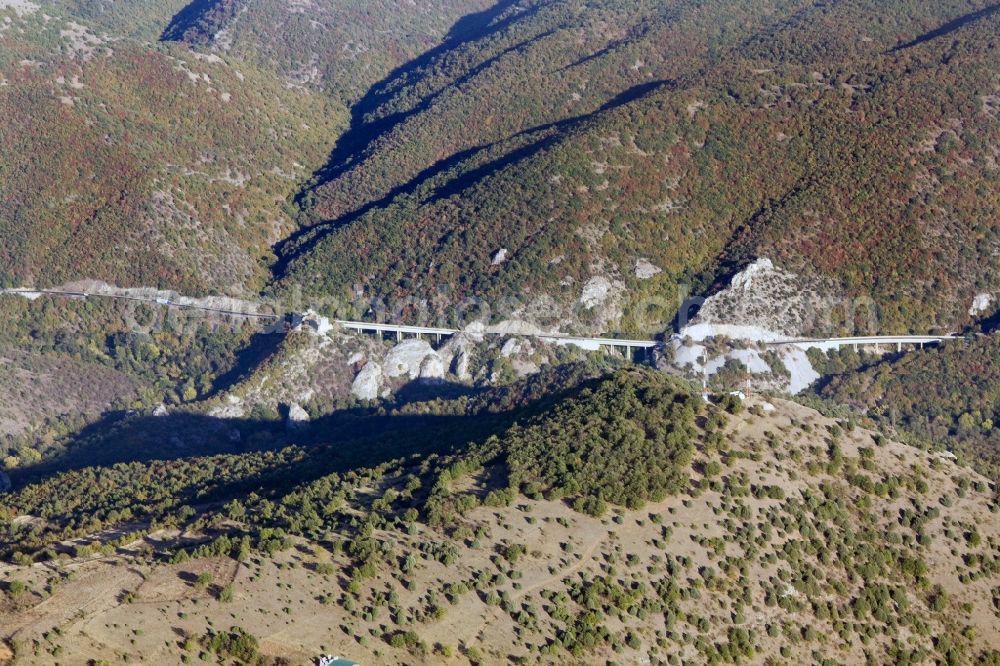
419, 353, 446, 381
310, 312, 334, 335
348, 335, 470, 400
286, 403, 310, 430
463, 321, 486, 333
384, 339, 444, 381
580, 276, 613, 309
634, 258, 662, 279
782, 347, 820, 395
969, 293, 994, 317
439, 333, 477, 381
491, 248, 509, 265
689, 257, 832, 338
670, 257, 838, 395
452, 349, 473, 381
681, 323, 790, 344
729, 257, 774, 291
704, 348, 771, 375
500, 338, 525, 358
351, 361, 384, 400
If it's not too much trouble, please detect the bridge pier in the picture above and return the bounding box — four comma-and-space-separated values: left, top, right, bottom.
337, 320, 659, 359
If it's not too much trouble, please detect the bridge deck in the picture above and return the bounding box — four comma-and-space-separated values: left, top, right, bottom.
336, 320, 658, 348
0, 288, 963, 352
764, 335, 959, 346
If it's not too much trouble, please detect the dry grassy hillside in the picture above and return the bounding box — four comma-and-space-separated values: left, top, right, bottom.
0, 350, 138, 440
0, 382, 996, 665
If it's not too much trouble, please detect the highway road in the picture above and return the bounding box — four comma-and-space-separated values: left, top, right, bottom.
0, 287, 963, 354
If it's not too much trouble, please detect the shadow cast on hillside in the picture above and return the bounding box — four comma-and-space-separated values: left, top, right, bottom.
160, 0, 227, 42
980, 310, 1000, 335
9, 364, 614, 504
7, 412, 487, 515
292, 0, 531, 202
10, 375, 511, 487
203, 330, 286, 400
272, 79, 675, 277
890, 4, 1000, 51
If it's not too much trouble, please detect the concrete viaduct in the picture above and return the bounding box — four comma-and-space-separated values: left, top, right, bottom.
1, 287, 962, 358
335, 320, 658, 358
763, 335, 961, 352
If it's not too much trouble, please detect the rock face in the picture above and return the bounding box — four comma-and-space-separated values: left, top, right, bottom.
350, 339, 452, 400
351, 361, 384, 400
580, 276, 613, 309
688, 257, 832, 338
384, 340, 444, 381
969, 293, 993, 317
440, 333, 476, 381
491, 248, 509, 265
152, 404, 169, 417
634, 257, 662, 279
419, 353, 446, 381
495, 337, 541, 378
286, 403, 310, 430
452, 349, 472, 381
309, 313, 334, 335
500, 338, 524, 358
670, 257, 838, 396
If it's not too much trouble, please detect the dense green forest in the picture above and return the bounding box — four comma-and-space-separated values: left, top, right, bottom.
503, 372, 699, 510
816, 333, 1000, 480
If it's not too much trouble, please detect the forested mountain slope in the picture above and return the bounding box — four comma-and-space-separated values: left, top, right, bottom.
0, 6, 344, 294
0, 4, 998, 663
44, 0, 192, 40
276, 0, 1000, 335
2, 0, 996, 336
161, 0, 495, 103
